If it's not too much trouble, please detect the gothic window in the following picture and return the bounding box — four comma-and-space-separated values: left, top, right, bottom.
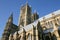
20, 37, 22, 40
57, 18, 60, 24
49, 21, 53, 28
48, 21, 53, 28
45, 23, 48, 28
48, 22, 50, 27
45, 22, 50, 28
27, 33, 32, 40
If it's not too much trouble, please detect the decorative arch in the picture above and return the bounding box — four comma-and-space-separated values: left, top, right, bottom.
44, 21, 53, 29
49, 21, 53, 28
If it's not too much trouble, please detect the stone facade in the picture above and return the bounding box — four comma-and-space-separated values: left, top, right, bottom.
1, 13, 18, 40
1, 3, 60, 40
18, 3, 31, 27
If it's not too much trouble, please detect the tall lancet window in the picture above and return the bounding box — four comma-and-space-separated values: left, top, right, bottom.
45, 22, 50, 28
57, 18, 60, 24
45, 22, 49, 28
20, 36, 22, 40
48, 21, 53, 28
49, 21, 53, 28
27, 33, 32, 40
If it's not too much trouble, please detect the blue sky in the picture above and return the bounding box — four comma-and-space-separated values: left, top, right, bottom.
0, 0, 60, 38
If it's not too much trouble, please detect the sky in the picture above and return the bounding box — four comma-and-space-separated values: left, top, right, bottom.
0, 0, 60, 38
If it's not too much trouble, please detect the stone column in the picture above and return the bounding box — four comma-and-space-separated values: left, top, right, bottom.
36, 25, 39, 40
32, 25, 36, 40
16, 31, 19, 40
22, 28, 26, 40
35, 21, 42, 40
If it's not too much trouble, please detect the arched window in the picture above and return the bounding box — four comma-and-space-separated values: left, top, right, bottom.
19, 36, 22, 40
20, 36, 22, 40
57, 18, 60, 24
47, 21, 53, 28
49, 21, 53, 28
45, 22, 49, 28
27, 33, 32, 40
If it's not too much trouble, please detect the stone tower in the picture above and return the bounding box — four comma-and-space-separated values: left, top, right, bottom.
1, 13, 18, 40
1, 14, 13, 40
18, 3, 31, 29
32, 11, 39, 22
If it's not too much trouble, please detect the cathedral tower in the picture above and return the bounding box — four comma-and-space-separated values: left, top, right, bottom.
1, 13, 13, 40
18, 3, 31, 29
32, 11, 39, 22
2, 13, 18, 40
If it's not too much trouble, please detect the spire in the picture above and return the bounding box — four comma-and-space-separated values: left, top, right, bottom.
25, 0, 30, 7
34, 10, 37, 13
34, 10, 38, 15
9, 12, 13, 20
8, 12, 13, 23
32, 10, 39, 22
26, 0, 28, 5
37, 21, 40, 27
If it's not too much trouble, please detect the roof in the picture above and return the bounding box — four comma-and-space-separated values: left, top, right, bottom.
14, 10, 60, 35
38, 10, 60, 21
18, 20, 38, 34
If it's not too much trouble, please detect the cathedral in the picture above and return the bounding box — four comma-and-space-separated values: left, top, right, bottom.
1, 3, 60, 40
